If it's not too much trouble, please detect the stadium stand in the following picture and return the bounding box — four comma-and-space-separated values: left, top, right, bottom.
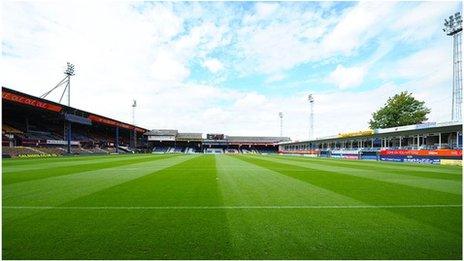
2, 87, 147, 157
205, 148, 224, 154
143, 130, 289, 155
279, 121, 462, 165
176, 133, 202, 141
144, 129, 290, 154
2, 146, 45, 157
152, 146, 170, 153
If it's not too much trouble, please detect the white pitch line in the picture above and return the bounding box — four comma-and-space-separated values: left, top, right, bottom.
2, 205, 461, 210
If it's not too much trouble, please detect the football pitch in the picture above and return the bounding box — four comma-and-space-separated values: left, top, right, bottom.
2, 154, 462, 259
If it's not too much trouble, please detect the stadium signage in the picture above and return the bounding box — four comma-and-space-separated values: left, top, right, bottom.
415, 122, 436, 130
331, 150, 360, 155
380, 156, 441, 164
46, 140, 80, 146
441, 159, 462, 166
338, 130, 373, 138
331, 150, 360, 160
2, 91, 62, 112
278, 150, 319, 155
147, 136, 175, 141
380, 149, 462, 157
374, 125, 416, 134
88, 115, 145, 132
18, 153, 58, 158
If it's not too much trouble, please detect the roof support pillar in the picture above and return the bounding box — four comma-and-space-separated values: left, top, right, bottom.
439, 132, 442, 149
457, 131, 460, 148
67, 122, 72, 154
116, 127, 119, 153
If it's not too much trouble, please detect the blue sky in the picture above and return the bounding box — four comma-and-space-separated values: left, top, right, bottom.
2, 1, 461, 140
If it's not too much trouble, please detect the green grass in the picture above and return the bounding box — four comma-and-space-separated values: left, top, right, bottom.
2, 154, 462, 259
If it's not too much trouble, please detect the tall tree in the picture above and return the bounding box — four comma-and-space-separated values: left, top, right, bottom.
369, 91, 431, 129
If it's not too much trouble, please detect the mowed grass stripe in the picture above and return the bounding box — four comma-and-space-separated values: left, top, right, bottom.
237, 155, 461, 235
262, 155, 462, 195
58, 155, 225, 207
216, 154, 362, 206
2, 155, 196, 228
2, 153, 129, 168
2, 154, 462, 259
274, 155, 461, 181
217, 155, 461, 259
220, 205, 460, 259
3, 155, 192, 210
3, 154, 175, 185
2, 155, 234, 259
2, 153, 156, 174
243, 155, 461, 205
215, 154, 363, 258
4, 204, 461, 210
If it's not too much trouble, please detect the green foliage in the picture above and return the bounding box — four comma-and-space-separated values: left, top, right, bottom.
369, 91, 431, 129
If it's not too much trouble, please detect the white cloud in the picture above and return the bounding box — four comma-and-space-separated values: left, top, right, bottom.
328, 65, 366, 89
147, 4, 184, 42
235, 2, 398, 76
1, 1, 457, 141
234, 93, 266, 108
203, 58, 223, 73
321, 2, 396, 56
392, 46, 451, 80
255, 2, 279, 19
391, 1, 458, 42
235, 5, 332, 75
151, 51, 190, 82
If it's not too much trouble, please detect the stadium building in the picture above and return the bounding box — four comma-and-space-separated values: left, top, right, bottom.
2, 86, 146, 157
145, 131, 290, 154
279, 121, 462, 165
2, 86, 462, 164
2, 87, 290, 157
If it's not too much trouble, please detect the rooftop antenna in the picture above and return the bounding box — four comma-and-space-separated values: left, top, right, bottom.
279, 112, 283, 137
443, 12, 462, 122
41, 62, 75, 106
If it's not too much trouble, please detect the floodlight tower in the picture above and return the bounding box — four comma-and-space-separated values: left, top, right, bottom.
41, 62, 75, 106
40, 62, 76, 154
132, 99, 137, 150
443, 12, 463, 122
279, 112, 283, 137
308, 94, 314, 140
64, 62, 75, 106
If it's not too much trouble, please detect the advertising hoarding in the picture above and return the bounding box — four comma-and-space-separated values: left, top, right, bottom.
380, 149, 462, 157
3, 91, 62, 112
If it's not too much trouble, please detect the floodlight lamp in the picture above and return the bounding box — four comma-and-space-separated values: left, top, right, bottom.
308, 94, 314, 102
65, 62, 75, 76
455, 12, 462, 25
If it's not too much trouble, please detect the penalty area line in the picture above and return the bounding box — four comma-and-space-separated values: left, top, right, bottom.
2, 205, 462, 210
